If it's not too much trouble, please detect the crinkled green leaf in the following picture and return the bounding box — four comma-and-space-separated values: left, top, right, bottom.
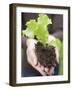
26, 20, 38, 31
22, 28, 34, 38
22, 14, 52, 45
35, 25, 49, 44
22, 20, 38, 38
49, 38, 62, 51
37, 14, 52, 27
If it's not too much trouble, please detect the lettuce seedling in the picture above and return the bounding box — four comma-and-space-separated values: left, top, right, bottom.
22, 14, 62, 50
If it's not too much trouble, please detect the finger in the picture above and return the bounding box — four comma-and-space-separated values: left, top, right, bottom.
35, 66, 47, 76
26, 48, 38, 66
27, 59, 47, 76
26, 49, 32, 65
50, 67, 55, 75
55, 48, 59, 64
37, 62, 41, 67
40, 65, 45, 71
31, 49, 38, 66
26, 39, 37, 49
47, 67, 55, 75
45, 67, 49, 73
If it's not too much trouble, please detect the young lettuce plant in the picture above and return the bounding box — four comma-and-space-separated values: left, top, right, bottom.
22, 14, 61, 51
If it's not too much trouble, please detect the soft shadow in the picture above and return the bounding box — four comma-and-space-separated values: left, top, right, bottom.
5, 82, 9, 85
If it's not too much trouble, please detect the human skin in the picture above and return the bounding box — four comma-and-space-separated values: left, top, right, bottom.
26, 35, 59, 76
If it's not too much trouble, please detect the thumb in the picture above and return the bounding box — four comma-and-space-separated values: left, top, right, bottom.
26, 47, 38, 66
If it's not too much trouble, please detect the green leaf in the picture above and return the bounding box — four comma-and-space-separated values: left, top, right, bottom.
26, 20, 38, 31
49, 38, 62, 51
49, 38, 63, 75
22, 20, 38, 38
22, 14, 52, 45
22, 28, 34, 38
59, 42, 63, 75
35, 25, 49, 44
37, 14, 52, 27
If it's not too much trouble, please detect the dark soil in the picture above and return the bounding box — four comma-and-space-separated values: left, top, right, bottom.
35, 42, 58, 68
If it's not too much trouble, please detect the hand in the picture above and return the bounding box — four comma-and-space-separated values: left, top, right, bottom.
26, 39, 55, 76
